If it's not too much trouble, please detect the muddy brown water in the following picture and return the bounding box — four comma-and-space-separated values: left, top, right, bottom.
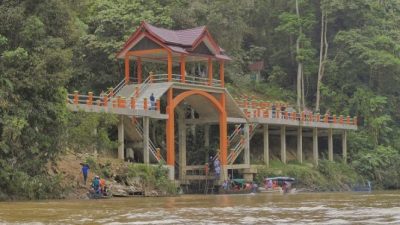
0, 191, 399, 224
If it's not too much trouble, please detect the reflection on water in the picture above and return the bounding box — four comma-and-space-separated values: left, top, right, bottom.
0, 191, 399, 224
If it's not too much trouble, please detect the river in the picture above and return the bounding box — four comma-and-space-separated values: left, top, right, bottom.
0, 191, 399, 224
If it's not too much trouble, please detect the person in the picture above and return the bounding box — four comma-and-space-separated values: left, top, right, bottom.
222, 180, 229, 190
213, 157, 221, 179
282, 181, 288, 193
81, 163, 89, 185
99, 178, 107, 195
252, 182, 258, 193
150, 93, 155, 110
91, 175, 101, 194
266, 178, 273, 189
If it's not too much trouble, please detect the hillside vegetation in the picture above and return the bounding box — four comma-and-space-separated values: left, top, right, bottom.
1, 0, 400, 199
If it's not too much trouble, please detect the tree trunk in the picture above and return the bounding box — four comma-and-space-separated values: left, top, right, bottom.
315, 10, 329, 112
295, 0, 303, 111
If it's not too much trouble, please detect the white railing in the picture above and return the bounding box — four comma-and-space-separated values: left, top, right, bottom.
143, 73, 222, 88
134, 119, 165, 163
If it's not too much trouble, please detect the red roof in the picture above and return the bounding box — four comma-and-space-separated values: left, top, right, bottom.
146, 23, 206, 46
117, 22, 231, 61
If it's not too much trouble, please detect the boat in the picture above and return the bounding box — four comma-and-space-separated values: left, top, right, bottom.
219, 178, 257, 194
260, 177, 296, 193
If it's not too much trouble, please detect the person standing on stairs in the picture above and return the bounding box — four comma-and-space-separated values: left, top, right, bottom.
150, 93, 155, 110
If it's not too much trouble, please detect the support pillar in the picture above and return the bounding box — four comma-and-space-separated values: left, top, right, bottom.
167, 52, 172, 82
118, 116, 124, 160
342, 130, 347, 163
219, 93, 228, 180
180, 54, 186, 83
204, 125, 210, 147
178, 113, 186, 180
244, 124, 250, 165
297, 127, 303, 163
124, 56, 130, 84
166, 88, 175, 180
208, 57, 213, 86
313, 128, 318, 165
263, 124, 269, 166
219, 60, 224, 87
281, 125, 286, 164
328, 128, 333, 161
143, 116, 150, 164
137, 57, 142, 83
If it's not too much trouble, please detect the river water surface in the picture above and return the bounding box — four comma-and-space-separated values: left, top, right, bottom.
0, 191, 399, 224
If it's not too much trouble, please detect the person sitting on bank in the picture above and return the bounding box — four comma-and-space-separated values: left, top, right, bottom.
91, 175, 101, 194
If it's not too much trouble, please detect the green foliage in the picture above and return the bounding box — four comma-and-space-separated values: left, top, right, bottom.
256, 160, 360, 191
127, 164, 176, 194
66, 112, 118, 153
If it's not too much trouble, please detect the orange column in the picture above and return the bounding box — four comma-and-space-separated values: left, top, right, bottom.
166, 88, 175, 166
208, 58, 213, 86
137, 57, 142, 84
219, 93, 227, 165
124, 56, 130, 84
167, 52, 172, 82
219, 60, 225, 87
180, 54, 186, 83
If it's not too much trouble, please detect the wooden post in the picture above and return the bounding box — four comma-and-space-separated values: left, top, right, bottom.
178, 112, 186, 180
73, 91, 78, 104
87, 92, 93, 106
143, 98, 148, 110
130, 97, 135, 109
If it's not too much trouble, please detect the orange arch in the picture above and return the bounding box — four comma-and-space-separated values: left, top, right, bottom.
171, 90, 224, 113
166, 89, 227, 168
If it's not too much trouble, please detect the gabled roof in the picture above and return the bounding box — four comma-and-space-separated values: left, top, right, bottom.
116, 21, 231, 61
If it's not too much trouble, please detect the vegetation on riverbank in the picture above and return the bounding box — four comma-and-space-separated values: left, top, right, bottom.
1, 0, 400, 199
256, 160, 361, 192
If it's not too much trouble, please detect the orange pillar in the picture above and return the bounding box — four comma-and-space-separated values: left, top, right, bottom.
219, 61, 225, 87
180, 54, 186, 83
167, 52, 172, 82
208, 58, 213, 86
124, 56, 130, 84
166, 88, 174, 166
137, 57, 142, 84
219, 93, 227, 166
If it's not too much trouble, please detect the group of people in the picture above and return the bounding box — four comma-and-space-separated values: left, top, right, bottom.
91, 175, 108, 196
264, 178, 292, 193
81, 163, 109, 197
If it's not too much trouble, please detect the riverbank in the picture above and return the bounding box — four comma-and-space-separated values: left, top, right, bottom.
49, 151, 176, 199
255, 160, 363, 192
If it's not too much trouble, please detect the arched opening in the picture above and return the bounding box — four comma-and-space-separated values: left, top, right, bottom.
165, 89, 227, 179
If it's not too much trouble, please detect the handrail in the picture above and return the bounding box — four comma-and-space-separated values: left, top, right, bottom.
105, 79, 126, 98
